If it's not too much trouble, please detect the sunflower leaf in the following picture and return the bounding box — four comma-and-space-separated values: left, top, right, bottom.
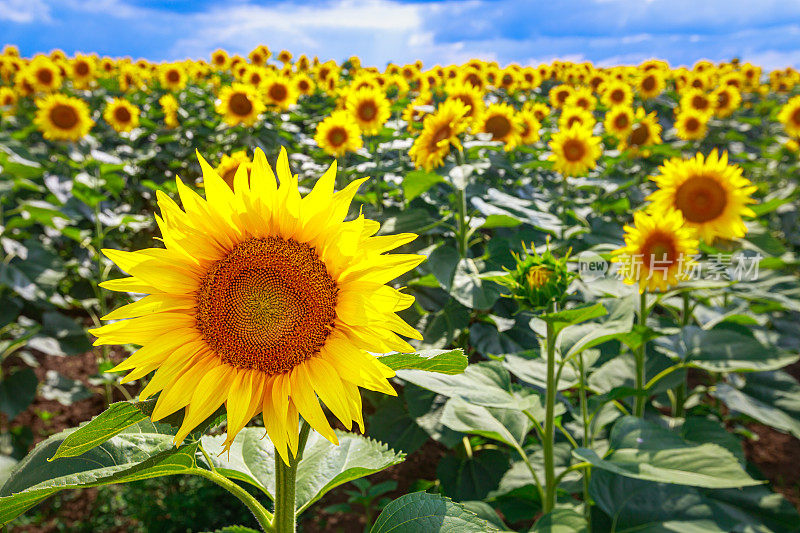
370, 491, 500, 533
378, 348, 467, 375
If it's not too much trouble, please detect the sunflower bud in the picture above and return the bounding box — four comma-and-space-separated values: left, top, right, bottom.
496, 243, 574, 311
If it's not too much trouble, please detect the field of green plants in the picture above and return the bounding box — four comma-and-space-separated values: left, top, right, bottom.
1, 47, 799, 532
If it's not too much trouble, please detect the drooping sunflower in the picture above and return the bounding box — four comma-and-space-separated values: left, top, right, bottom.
603, 105, 634, 140
674, 109, 708, 141
34, 93, 94, 141
216, 83, 265, 126
620, 108, 662, 151
408, 99, 470, 171
477, 103, 522, 151
90, 148, 424, 463
315, 110, 363, 157
517, 110, 542, 145
600, 80, 633, 108
778, 95, 800, 138
103, 98, 140, 133
612, 208, 699, 293
160, 64, 188, 91
548, 124, 602, 176
214, 150, 252, 189
346, 87, 391, 135
647, 150, 757, 242
263, 76, 298, 110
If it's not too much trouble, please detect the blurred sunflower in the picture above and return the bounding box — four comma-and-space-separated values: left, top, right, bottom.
636, 71, 665, 99
558, 106, 595, 130
214, 150, 252, 189
346, 87, 391, 135
603, 105, 634, 139
103, 98, 140, 133
294, 74, 315, 96
26, 57, 62, 92
160, 64, 188, 91
620, 108, 662, 151
402, 92, 433, 132
680, 89, 713, 116
601, 80, 633, 108
263, 76, 298, 110
217, 83, 264, 126
90, 148, 423, 463
0, 86, 17, 115
565, 86, 597, 111
548, 124, 602, 176
71, 55, 95, 88
517, 110, 541, 145
409, 99, 470, 171
549, 84, 573, 109
315, 110, 363, 157
477, 103, 522, 150
648, 150, 756, 242
778, 96, 800, 138
34, 93, 93, 141
612, 208, 699, 292
445, 82, 484, 126
249, 46, 271, 66
277, 50, 293, 63
712, 86, 741, 118
159, 94, 179, 129
527, 102, 551, 122
211, 49, 230, 70
674, 109, 708, 141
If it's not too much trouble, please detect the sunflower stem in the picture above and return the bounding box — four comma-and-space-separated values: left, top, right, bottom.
273, 420, 311, 533
453, 149, 469, 258
542, 299, 558, 514
196, 460, 274, 532
634, 291, 649, 417
672, 291, 692, 418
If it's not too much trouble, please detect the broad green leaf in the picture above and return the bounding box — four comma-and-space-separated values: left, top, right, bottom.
559, 298, 634, 359
712, 371, 800, 439
491, 442, 581, 499
437, 449, 509, 501
367, 394, 430, 454
0, 427, 198, 526
573, 417, 761, 489
370, 491, 500, 533
378, 349, 467, 375
655, 326, 798, 372
450, 258, 503, 310
480, 214, 522, 229
403, 170, 444, 201
503, 352, 579, 391
0, 367, 38, 421
590, 470, 799, 533
204, 428, 404, 513
439, 398, 531, 454
531, 508, 588, 532
398, 361, 536, 410
536, 303, 607, 338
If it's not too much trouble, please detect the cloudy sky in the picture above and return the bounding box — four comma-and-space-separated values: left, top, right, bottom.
2, 0, 800, 69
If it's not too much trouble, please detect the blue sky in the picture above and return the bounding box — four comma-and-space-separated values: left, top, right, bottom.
2, 0, 800, 69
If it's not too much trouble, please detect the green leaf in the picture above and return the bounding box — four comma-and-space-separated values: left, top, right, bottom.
712, 371, 800, 439
378, 349, 467, 375
370, 492, 500, 533
367, 394, 430, 454
439, 398, 531, 454
403, 170, 444, 202
480, 214, 522, 229
537, 303, 607, 338
590, 470, 799, 533
437, 449, 509, 501
450, 259, 503, 310
573, 417, 761, 489
559, 298, 634, 359
531, 508, 588, 532
0, 427, 198, 526
0, 368, 38, 421
204, 428, 404, 513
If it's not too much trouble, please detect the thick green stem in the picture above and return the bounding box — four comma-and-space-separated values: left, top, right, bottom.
543, 301, 558, 514
577, 353, 592, 530
673, 292, 692, 418
634, 291, 648, 417
274, 421, 311, 533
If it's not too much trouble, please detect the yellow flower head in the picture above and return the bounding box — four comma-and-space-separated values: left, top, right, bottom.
548, 124, 602, 176
565, 86, 597, 111
558, 106, 596, 130
70, 55, 96, 88
778, 95, 800, 138
712, 85, 741, 118
0, 86, 17, 115
346, 87, 391, 135
445, 81, 485, 126
477, 103, 522, 151
674, 109, 708, 141
216, 83, 265, 126
647, 150, 757, 242
214, 150, 252, 189
679, 88, 714, 116
620, 108, 662, 151
294, 73, 315, 96
600, 80, 634, 108
160, 63, 188, 91
636, 71, 665, 99
604, 105, 634, 140
263, 76, 298, 110
315, 110, 364, 157
90, 149, 423, 463
517, 109, 542, 145
549, 84, 573, 109
34, 93, 94, 141
25, 56, 63, 93
103, 98, 140, 133
408, 98, 470, 171
612, 208, 699, 292
211, 49, 230, 70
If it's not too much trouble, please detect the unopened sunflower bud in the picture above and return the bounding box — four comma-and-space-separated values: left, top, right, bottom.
495, 243, 574, 311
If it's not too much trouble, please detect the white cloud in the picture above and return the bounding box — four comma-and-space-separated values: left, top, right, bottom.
0, 0, 50, 23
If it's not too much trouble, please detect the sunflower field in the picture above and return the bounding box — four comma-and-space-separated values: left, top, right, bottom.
1, 43, 799, 532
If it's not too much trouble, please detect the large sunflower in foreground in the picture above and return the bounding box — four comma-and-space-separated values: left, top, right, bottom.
103, 98, 140, 133
34, 93, 94, 141
216, 83, 265, 126
90, 149, 423, 463
647, 150, 756, 242
612, 208, 699, 292
548, 124, 602, 176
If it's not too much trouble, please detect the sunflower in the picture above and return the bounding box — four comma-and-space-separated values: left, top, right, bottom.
346, 87, 391, 135
160, 64, 188, 91
71, 55, 95, 88
636, 71, 665, 99
601, 80, 633, 108
620, 108, 662, 151
778, 95, 800, 138
159, 94, 179, 129
558, 106, 595, 130
315, 110, 363, 157
294, 74, 315, 96
612, 208, 699, 293
674, 109, 708, 141
216, 83, 265, 126
211, 49, 230, 70
565, 86, 597, 111
549, 84, 573, 109
402, 92, 433, 132
241, 66, 266, 89
25, 57, 62, 92
263, 76, 298, 110
604, 105, 634, 139
214, 150, 252, 189
408, 99, 470, 171
34, 93, 93, 141
517, 110, 541, 145
647, 150, 757, 242
527, 102, 551, 123
103, 98, 140, 133
712, 86, 741, 118
249, 46, 271, 66
679, 89, 713, 116
90, 148, 423, 463
548, 124, 602, 177
0, 86, 17, 115
476, 103, 522, 151
459, 67, 485, 91
277, 50, 293, 63
445, 81, 484, 126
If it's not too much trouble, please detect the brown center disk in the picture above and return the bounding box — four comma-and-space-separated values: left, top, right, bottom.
358, 100, 377, 121
196, 237, 338, 374
611, 89, 625, 103
49, 104, 79, 129
167, 69, 181, 83
269, 84, 288, 102
792, 107, 800, 126
75, 61, 90, 76
485, 115, 511, 140
685, 117, 700, 132
642, 75, 656, 92
674, 175, 727, 223
327, 126, 347, 147
642, 232, 678, 269
629, 123, 649, 146
229, 92, 254, 116
562, 138, 586, 162
114, 106, 132, 123
37, 68, 54, 85
614, 113, 630, 129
